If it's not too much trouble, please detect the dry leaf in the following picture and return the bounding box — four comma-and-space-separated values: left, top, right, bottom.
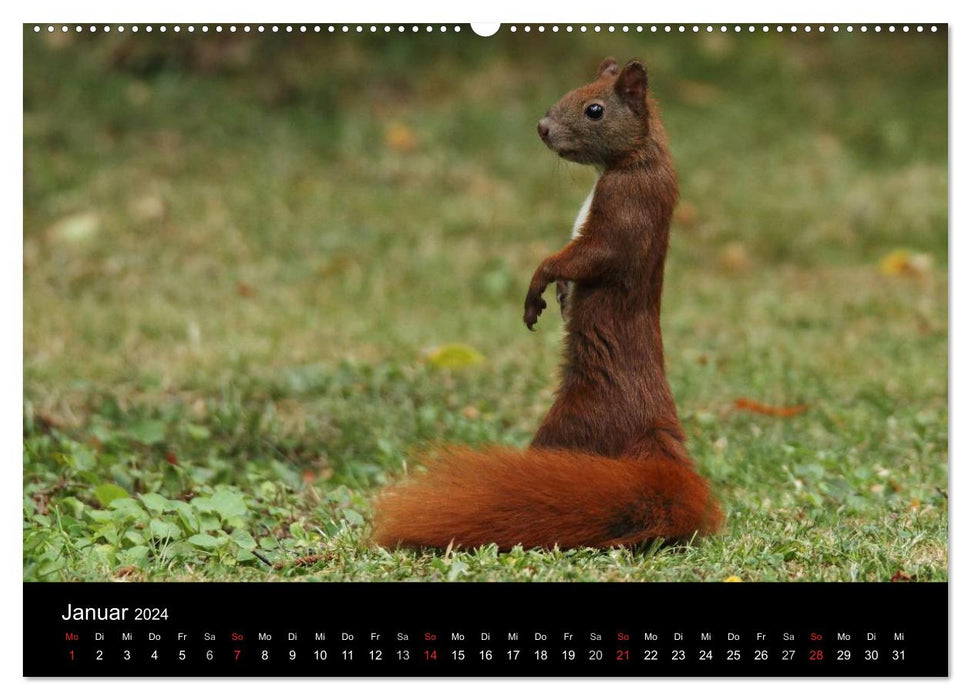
302, 456, 333, 484
384, 123, 418, 152
734, 398, 808, 418
723, 575, 743, 582
879, 249, 932, 278
719, 243, 752, 273
273, 553, 330, 570
425, 344, 485, 369
673, 200, 699, 226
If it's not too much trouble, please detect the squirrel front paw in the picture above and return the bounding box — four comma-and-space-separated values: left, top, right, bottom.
524, 291, 547, 331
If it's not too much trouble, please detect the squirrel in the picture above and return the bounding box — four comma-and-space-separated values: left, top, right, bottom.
372, 58, 722, 550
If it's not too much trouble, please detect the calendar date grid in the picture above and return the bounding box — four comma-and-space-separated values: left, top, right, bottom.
60, 625, 912, 671
26, 581, 946, 677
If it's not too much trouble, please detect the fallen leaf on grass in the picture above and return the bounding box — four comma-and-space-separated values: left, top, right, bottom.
425, 343, 485, 369
114, 566, 139, 580
890, 571, 914, 582
301, 455, 333, 485
273, 553, 330, 570
673, 200, 698, 226
879, 249, 932, 278
723, 575, 743, 583
734, 398, 808, 418
718, 243, 753, 273
384, 123, 418, 152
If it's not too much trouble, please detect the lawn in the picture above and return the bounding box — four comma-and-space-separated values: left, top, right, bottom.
23, 26, 947, 582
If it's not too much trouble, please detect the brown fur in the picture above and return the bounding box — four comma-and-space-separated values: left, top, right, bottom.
371, 58, 723, 550
372, 447, 721, 550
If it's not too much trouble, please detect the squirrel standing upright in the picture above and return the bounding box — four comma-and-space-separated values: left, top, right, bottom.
372, 58, 722, 550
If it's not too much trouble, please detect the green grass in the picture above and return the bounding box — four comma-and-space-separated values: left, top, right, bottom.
23, 28, 947, 582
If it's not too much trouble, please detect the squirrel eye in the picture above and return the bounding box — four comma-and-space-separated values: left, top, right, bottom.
584, 103, 604, 120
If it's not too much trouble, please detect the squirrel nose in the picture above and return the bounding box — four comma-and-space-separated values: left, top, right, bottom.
537, 118, 551, 141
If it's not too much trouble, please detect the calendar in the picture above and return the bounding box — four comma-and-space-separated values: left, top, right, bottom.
22, 20, 949, 682
25, 583, 947, 676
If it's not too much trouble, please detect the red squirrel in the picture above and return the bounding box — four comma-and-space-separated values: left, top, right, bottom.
372, 58, 722, 550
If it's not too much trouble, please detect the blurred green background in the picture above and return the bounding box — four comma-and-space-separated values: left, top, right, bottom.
24, 27, 947, 582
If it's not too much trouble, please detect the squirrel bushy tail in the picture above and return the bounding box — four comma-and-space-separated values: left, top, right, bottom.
372, 447, 722, 550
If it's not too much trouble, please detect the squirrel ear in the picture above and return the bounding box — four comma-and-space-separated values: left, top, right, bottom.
615, 60, 648, 113
597, 57, 619, 78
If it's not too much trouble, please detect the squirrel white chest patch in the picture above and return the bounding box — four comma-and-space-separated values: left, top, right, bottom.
571, 177, 599, 240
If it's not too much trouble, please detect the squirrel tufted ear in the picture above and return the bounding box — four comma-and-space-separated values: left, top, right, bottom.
597, 57, 619, 78
615, 60, 648, 113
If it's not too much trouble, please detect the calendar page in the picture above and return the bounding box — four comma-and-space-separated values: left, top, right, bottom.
22, 20, 948, 677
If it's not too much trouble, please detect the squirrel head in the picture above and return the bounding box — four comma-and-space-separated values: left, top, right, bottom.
537, 57, 651, 168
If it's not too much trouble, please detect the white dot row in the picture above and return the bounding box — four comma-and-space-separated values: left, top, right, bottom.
33, 25, 465, 34
510, 24, 939, 34
32, 24, 941, 34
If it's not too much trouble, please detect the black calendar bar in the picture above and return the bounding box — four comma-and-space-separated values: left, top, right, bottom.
24, 582, 947, 677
